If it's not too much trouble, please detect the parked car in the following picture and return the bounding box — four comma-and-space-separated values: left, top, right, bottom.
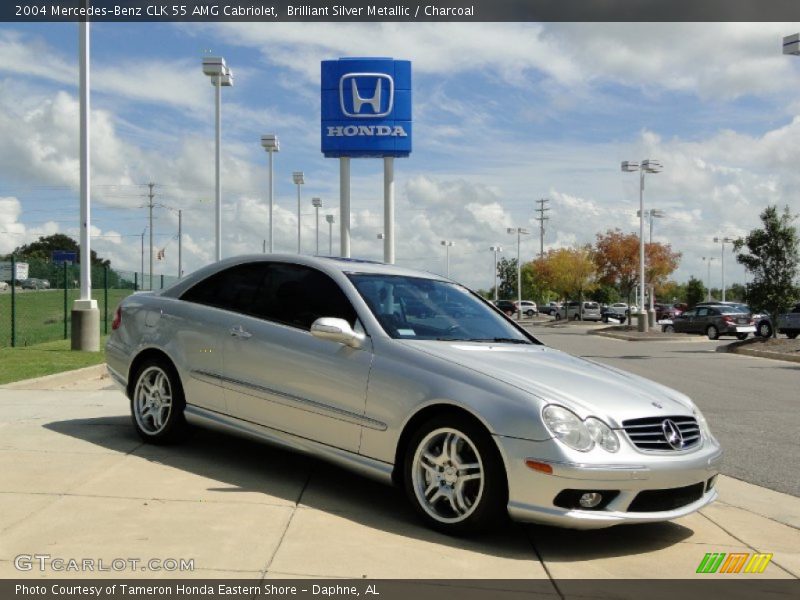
539, 301, 561, 316
0, 281, 8, 292
654, 303, 680, 321
515, 300, 538, 317
664, 305, 755, 340
555, 301, 602, 321
494, 300, 516, 316
20, 278, 50, 290
696, 302, 772, 338
777, 303, 800, 339
107, 255, 722, 533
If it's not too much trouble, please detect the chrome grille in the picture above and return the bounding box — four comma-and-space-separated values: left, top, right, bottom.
622, 415, 701, 451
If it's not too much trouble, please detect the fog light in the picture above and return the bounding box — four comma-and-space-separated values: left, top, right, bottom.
579, 492, 603, 508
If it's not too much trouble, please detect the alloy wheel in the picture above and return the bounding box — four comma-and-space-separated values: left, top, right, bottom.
133, 366, 174, 435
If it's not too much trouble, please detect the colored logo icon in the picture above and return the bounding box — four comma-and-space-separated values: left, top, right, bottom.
696, 552, 773, 574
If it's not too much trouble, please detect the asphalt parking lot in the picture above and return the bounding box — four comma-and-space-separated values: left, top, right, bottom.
0, 344, 798, 583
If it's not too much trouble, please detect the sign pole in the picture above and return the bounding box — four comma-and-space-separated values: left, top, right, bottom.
384, 157, 395, 264
340, 157, 351, 258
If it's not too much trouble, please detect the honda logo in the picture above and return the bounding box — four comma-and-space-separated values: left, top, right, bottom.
339, 73, 394, 118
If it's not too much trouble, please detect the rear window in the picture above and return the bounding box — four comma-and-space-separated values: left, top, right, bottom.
584, 302, 599, 309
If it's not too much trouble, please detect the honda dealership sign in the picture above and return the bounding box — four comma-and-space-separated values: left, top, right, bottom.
321, 58, 412, 158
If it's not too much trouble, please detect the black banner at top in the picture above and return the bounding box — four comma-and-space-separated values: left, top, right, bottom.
6, 0, 800, 22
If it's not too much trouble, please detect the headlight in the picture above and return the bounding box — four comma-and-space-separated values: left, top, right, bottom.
585, 417, 620, 452
694, 408, 715, 442
542, 405, 594, 452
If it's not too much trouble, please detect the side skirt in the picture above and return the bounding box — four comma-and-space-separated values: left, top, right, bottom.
184, 405, 394, 485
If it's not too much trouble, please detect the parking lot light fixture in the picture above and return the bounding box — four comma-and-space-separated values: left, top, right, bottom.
440, 240, 455, 278
326, 214, 335, 255
293, 172, 305, 253
713, 236, 735, 302
507, 228, 530, 320
311, 197, 322, 255
377, 233, 385, 240
702, 256, 716, 301
202, 56, 233, 261
621, 159, 663, 331
783, 33, 800, 55
489, 245, 503, 301
260, 134, 279, 252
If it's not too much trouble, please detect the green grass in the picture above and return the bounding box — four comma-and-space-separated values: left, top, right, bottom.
0, 288, 132, 348
0, 337, 108, 385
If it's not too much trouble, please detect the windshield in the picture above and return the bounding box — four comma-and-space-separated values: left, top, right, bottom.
347, 273, 535, 343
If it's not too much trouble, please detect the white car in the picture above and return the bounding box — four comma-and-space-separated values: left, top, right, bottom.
515, 300, 538, 317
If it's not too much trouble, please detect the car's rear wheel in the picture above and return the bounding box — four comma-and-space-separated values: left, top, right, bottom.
663, 324, 675, 333
758, 321, 772, 338
707, 325, 719, 340
525, 309, 534, 317
404, 415, 506, 535
131, 360, 187, 444
736, 333, 749, 340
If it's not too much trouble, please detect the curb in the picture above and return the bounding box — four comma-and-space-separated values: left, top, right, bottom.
1, 363, 109, 389
588, 329, 709, 342
722, 344, 800, 364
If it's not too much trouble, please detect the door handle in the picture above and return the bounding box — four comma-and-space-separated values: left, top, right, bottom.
230, 325, 252, 339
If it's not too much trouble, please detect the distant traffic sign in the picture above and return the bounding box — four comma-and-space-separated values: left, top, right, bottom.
52, 251, 77, 265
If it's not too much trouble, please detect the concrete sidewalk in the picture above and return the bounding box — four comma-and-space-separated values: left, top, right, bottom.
0, 371, 797, 582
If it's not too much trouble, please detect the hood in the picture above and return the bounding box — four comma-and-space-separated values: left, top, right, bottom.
402, 341, 694, 427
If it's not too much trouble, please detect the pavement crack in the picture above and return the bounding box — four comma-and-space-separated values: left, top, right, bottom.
525, 528, 565, 600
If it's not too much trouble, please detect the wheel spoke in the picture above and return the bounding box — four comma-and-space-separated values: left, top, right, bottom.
424, 481, 438, 498
427, 488, 445, 505
421, 451, 442, 470
452, 484, 470, 514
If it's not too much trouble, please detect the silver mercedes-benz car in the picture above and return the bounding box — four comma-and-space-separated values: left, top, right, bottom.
106, 255, 722, 534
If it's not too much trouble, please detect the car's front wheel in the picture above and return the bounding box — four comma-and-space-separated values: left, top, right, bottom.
131, 360, 187, 444
663, 324, 675, 333
758, 321, 772, 338
404, 415, 506, 535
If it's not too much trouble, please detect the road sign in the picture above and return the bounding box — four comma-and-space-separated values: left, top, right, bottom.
52, 251, 77, 265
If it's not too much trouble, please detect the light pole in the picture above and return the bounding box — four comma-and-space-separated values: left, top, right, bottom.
622, 159, 663, 331
713, 236, 734, 302
260, 134, 279, 253
637, 207, 666, 324
202, 57, 233, 262
293, 172, 304, 253
326, 214, 335, 256
440, 240, 454, 278
507, 227, 529, 320
489, 245, 502, 301
312, 197, 322, 255
702, 256, 716, 301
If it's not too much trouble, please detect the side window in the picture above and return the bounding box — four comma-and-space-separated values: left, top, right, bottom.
252, 263, 357, 331
181, 263, 270, 314
696, 308, 709, 317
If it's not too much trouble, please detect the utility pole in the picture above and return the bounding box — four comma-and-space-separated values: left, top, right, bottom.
147, 183, 155, 290
140, 227, 146, 285
177, 209, 182, 278
534, 198, 550, 259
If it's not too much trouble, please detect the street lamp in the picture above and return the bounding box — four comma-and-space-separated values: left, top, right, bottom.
292, 171, 304, 253
507, 227, 529, 320
311, 197, 322, 255
202, 56, 233, 262
713, 236, 734, 302
260, 134, 279, 253
702, 256, 716, 301
325, 214, 335, 256
440, 240, 454, 278
377, 233, 385, 240
489, 245, 503, 301
637, 208, 666, 244
622, 159, 663, 331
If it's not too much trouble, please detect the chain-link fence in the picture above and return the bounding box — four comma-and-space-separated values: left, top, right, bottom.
0, 256, 181, 348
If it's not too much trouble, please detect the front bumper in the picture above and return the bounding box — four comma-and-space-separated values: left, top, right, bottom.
497, 435, 723, 529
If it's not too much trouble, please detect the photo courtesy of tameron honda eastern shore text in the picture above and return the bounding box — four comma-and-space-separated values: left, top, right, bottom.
106, 255, 723, 534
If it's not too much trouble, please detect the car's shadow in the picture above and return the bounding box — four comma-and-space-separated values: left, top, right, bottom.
44, 415, 694, 560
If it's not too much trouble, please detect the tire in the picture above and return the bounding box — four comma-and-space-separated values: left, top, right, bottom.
736, 333, 749, 340
130, 359, 188, 444
525, 310, 534, 317
403, 414, 507, 535
554, 313, 561, 321
788, 332, 799, 340
757, 321, 772, 338
706, 325, 719, 340
572, 313, 580, 321
663, 324, 675, 333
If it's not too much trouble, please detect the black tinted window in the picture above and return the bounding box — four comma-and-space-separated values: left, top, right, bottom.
181, 262, 356, 330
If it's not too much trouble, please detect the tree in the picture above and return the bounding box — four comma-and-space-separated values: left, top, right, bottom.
685, 276, 707, 308
645, 242, 681, 293
7, 233, 110, 267
496, 257, 518, 300
594, 230, 640, 324
734, 205, 800, 337
726, 283, 747, 302
536, 247, 598, 319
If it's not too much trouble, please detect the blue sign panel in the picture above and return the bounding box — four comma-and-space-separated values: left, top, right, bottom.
321, 57, 412, 158
52, 251, 77, 265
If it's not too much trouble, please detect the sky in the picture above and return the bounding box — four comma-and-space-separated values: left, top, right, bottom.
1, 21, 800, 291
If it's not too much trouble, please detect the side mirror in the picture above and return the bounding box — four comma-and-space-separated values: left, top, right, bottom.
310, 317, 365, 349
